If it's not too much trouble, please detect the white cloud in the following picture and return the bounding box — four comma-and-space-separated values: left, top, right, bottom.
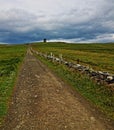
0, 0, 114, 43
79, 33, 114, 43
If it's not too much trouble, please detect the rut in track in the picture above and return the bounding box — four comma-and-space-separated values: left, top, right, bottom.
1, 49, 114, 130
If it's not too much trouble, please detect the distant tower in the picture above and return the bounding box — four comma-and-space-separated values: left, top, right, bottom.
43, 38, 47, 43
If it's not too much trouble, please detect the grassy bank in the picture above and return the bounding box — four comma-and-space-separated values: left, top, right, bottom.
32, 42, 114, 120
0, 45, 27, 125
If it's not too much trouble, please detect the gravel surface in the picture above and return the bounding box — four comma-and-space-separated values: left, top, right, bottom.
1, 49, 114, 130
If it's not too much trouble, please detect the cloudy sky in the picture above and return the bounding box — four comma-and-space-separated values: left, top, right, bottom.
0, 0, 114, 43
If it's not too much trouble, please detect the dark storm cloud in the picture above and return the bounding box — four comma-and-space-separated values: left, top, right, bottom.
0, 0, 114, 43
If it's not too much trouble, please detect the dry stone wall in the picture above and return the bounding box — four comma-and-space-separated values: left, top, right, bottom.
31, 48, 114, 88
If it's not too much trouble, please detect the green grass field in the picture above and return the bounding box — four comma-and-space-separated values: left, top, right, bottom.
32, 42, 114, 119
32, 42, 114, 73
0, 45, 27, 125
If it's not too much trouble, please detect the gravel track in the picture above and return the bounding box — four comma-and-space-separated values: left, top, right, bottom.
1, 49, 114, 130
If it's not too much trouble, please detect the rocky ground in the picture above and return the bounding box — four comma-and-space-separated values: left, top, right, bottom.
1, 49, 114, 130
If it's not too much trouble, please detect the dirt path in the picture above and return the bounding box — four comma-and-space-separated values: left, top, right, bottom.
1, 49, 114, 130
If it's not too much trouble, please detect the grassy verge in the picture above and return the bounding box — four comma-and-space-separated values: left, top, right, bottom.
35, 54, 114, 120
0, 45, 27, 125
